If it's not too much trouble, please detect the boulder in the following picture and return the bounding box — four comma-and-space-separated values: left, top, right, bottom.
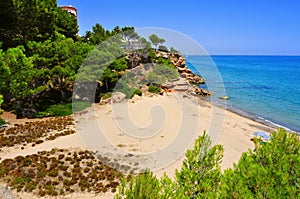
188, 75, 205, 84
176, 57, 186, 67
132, 94, 142, 101
100, 97, 111, 105
192, 87, 212, 96
177, 67, 188, 72
219, 96, 229, 100
112, 92, 126, 103
20, 108, 37, 119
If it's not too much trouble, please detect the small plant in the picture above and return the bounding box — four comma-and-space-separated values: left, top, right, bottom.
131, 89, 142, 98
100, 92, 112, 100
148, 85, 161, 94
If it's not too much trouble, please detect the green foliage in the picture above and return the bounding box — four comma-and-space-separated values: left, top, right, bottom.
149, 34, 165, 49
158, 45, 169, 52
220, 128, 300, 199
0, 94, 4, 125
148, 85, 161, 94
144, 62, 178, 85
175, 132, 224, 198
0, 46, 35, 99
147, 49, 157, 62
0, 33, 93, 116
36, 102, 90, 117
0, 118, 5, 126
115, 133, 223, 198
100, 93, 112, 100
170, 47, 178, 53
0, 94, 3, 115
132, 89, 142, 97
110, 58, 128, 71
0, 0, 57, 49
83, 23, 112, 45
115, 171, 185, 199
55, 7, 78, 40
116, 129, 299, 198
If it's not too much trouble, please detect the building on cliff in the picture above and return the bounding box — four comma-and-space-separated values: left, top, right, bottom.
60, 5, 78, 22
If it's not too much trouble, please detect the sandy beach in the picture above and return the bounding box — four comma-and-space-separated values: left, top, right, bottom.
0, 94, 275, 198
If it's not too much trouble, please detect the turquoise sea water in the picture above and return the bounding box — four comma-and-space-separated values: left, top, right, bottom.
186, 56, 300, 133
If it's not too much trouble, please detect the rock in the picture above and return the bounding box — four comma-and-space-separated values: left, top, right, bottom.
131, 94, 142, 101
112, 92, 126, 103
191, 87, 212, 96
100, 97, 111, 105
162, 81, 173, 89
173, 85, 189, 92
176, 57, 186, 67
185, 69, 193, 74
156, 51, 170, 59
140, 85, 148, 94
20, 108, 37, 119
177, 66, 188, 72
188, 75, 205, 84
220, 96, 229, 100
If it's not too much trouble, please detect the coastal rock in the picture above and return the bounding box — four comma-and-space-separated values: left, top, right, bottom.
99, 97, 111, 105
176, 57, 186, 67
170, 54, 186, 68
220, 96, 229, 100
191, 86, 212, 96
112, 92, 126, 103
177, 66, 188, 72
187, 75, 205, 84
158, 51, 170, 59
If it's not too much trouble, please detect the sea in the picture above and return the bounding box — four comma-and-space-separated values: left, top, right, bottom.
186, 55, 300, 133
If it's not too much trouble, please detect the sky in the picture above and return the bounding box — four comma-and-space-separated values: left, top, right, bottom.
58, 0, 300, 55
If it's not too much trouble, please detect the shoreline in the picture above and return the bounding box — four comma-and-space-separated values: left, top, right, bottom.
215, 100, 298, 134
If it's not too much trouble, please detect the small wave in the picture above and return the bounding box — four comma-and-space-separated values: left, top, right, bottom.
213, 102, 299, 134
256, 116, 299, 134
263, 118, 293, 132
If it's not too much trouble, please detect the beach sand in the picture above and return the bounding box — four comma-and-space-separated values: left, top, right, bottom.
0, 94, 275, 198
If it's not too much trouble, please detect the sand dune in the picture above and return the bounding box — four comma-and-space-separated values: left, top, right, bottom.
0, 94, 275, 198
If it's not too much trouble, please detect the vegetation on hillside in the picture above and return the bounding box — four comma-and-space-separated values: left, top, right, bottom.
0, 0, 178, 119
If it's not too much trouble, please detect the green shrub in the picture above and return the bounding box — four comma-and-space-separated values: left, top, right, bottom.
115, 129, 299, 198
0, 94, 4, 124
36, 102, 91, 117
0, 118, 5, 125
115, 171, 161, 199
148, 86, 161, 94
100, 92, 112, 100
220, 129, 300, 198
158, 45, 169, 52
131, 89, 142, 98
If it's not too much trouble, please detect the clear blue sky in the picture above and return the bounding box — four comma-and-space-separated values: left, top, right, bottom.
58, 0, 300, 55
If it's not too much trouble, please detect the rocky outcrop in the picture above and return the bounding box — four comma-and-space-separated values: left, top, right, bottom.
108, 50, 212, 102
190, 86, 213, 96
161, 78, 212, 97
155, 51, 206, 85
154, 51, 209, 96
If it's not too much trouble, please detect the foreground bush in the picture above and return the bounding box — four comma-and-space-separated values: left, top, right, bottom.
115, 129, 300, 198
220, 128, 300, 198
115, 132, 224, 198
